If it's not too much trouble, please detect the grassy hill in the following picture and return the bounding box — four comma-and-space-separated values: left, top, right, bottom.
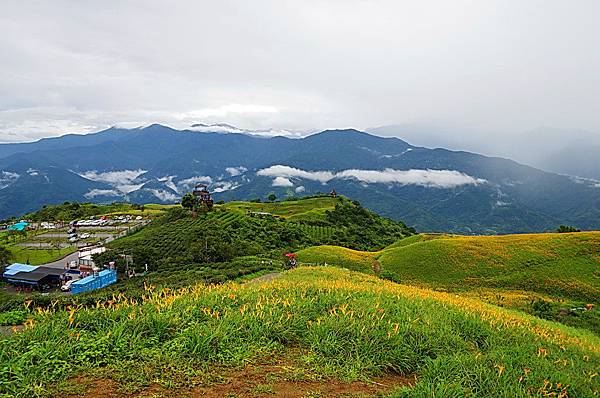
377, 232, 600, 300
297, 232, 600, 333
297, 232, 600, 301
223, 196, 339, 221
2, 197, 600, 396
2, 267, 598, 397
101, 196, 414, 273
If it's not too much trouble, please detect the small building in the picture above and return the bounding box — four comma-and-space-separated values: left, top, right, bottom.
2, 263, 39, 278
78, 246, 107, 268
8, 221, 29, 232
3, 265, 66, 290
71, 269, 117, 294
192, 184, 214, 210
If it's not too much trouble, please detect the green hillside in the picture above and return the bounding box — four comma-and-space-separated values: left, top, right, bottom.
297, 232, 600, 333
103, 197, 414, 273
223, 196, 339, 221
377, 232, 600, 300
2, 267, 598, 397
298, 232, 600, 301
2, 197, 600, 396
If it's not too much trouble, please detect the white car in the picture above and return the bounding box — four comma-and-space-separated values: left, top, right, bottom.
61, 279, 76, 292
80, 233, 91, 239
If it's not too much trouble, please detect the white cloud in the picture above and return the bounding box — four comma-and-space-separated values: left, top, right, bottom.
189, 123, 303, 138
84, 189, 121, 198
272, 176, 294, 187
80, 169, 146, 193
257, 165, 335, 184
295, 185, 305, 193
2, 2, 600, 147
157, 175, 178, 192
336, 168, 486, 188
147, 189, 179, 202
213, 181, 239, 193
177, 104, 278, 120
225, 166, 248, 176
0, 171, 20, 189
257, 165, 486, 189
178, 175, 213, 188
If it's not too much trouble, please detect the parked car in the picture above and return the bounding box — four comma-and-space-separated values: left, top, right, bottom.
61, 279, 76, 292
69, 236, 79, 243
80, 233, 90, 239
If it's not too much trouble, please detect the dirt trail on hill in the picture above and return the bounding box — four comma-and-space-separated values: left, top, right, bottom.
247, 272, 282, 284
68, 363, 415, 397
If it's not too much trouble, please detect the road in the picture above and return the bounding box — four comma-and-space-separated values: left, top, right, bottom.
38, 232, 115, 238
42, 251, 79, 269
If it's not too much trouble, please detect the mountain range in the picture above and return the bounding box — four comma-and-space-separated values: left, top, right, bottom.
1, 124, 599, 234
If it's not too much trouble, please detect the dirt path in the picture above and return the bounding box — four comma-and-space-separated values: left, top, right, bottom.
67, 362, 415, 398
247, 272, 282, 284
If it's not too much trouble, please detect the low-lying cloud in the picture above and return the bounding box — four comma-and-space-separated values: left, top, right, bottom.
336, 169, 486, 188
257, 165, 486, 189
0, 171, 20, 189
157, 175, 178, 192
213, 181, 239, 193
84, 189, 121, 198
272, 176, 294, 187
147, 188, 179, 202
225, 166, 248, 176
178, 175, 213, 188
80, 169, 146, 193
257, 165, 335, 184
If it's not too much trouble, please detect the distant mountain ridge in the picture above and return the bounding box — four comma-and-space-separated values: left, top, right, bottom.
1, 124, 599, 234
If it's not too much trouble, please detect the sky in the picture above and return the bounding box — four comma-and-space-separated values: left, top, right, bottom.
2, 0, 600, 152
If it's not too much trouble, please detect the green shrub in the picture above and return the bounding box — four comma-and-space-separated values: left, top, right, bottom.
379, 270, 402, 283
0, 309, 27, 325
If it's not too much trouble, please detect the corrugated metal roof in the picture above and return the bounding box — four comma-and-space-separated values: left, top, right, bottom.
8, 221, 29, 231
72, 275, 95, 286
3, 263, 39, 276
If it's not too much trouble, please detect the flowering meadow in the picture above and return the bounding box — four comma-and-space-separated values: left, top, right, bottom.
1, 267, 598, 397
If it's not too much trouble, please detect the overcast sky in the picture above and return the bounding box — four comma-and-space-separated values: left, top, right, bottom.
1, 0, 600, 147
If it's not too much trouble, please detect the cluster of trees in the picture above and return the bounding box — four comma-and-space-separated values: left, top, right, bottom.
323, 199, 415, 251
23, 201, 133, 222
556, 225, 581, 233
0, 246, 12, 267
180, 193, 216, 212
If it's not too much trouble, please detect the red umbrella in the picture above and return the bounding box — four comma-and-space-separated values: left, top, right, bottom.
285, 253, 297, 258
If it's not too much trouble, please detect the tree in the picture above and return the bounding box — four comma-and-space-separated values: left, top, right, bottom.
556, 225, 580, 233
0, 246, 12, 266
268, 193, 277, 202
181, 193, 197, 210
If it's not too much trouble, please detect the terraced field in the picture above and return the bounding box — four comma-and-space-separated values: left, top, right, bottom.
109, 213, 243, 259
295, 224, 338, 240
224, 197, 339, 221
